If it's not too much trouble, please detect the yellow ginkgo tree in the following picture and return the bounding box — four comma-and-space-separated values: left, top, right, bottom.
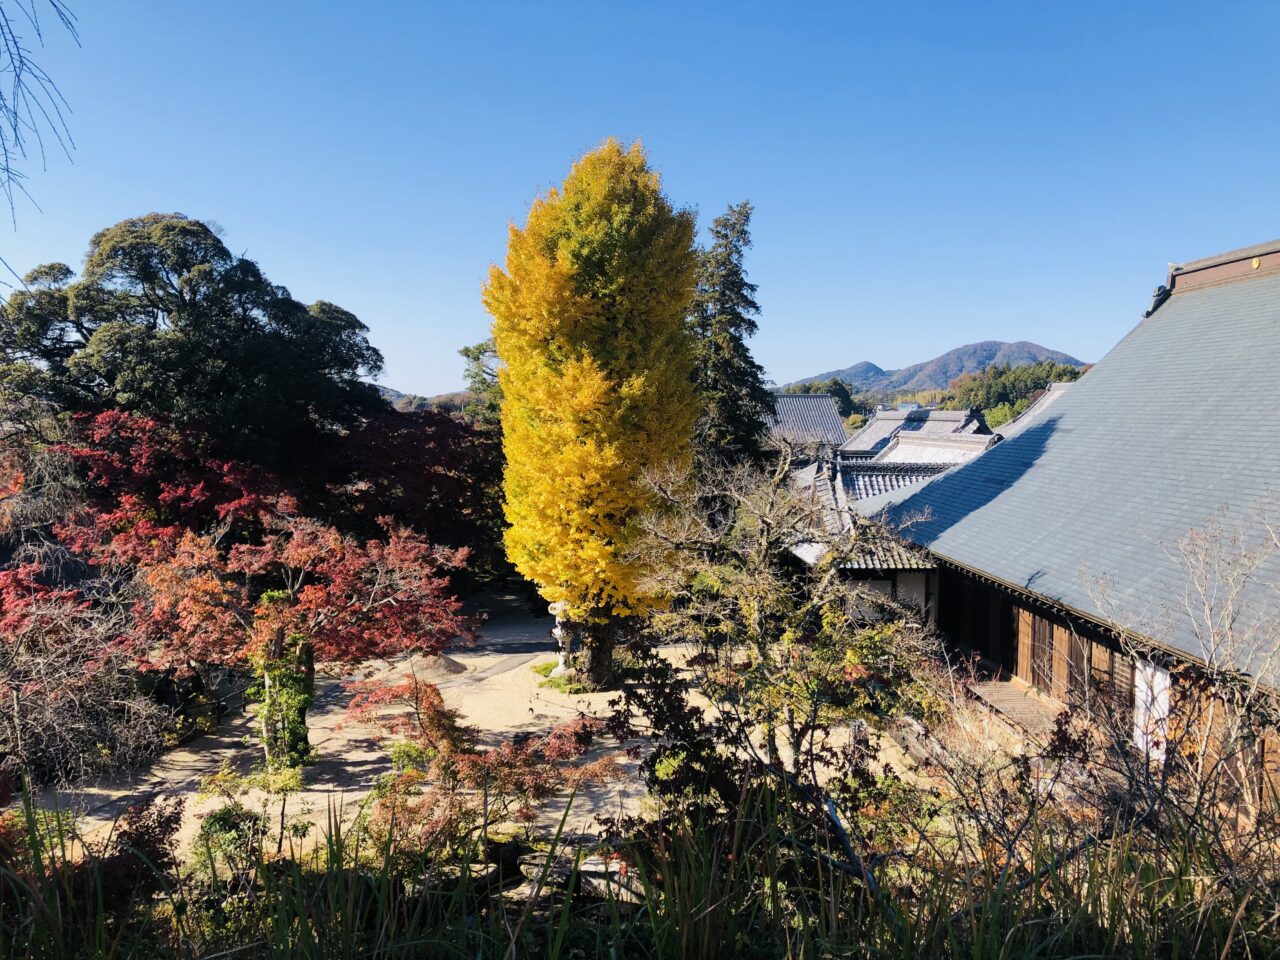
483, 139, 697, 688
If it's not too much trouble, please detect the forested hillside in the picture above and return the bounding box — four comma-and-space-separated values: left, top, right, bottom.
792, 340, 1084, 392
375, 384, 471, 414
785, 358, 1086, 430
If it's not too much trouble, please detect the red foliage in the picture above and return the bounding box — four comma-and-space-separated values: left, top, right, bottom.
0, 563, 87, 641
45, 410, 475, 671
128, 510, 474, 670
330, 410, 502, 548
346, 673, 470, 752
348, 672, 619, 851
58, 410, 277, 564
130, 530, 251, 669
229, 511, 474, 663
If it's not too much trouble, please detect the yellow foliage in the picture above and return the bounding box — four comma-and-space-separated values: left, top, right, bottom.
483, 139, 697, 621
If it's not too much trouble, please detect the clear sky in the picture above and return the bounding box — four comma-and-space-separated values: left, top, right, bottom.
4, 1, 1280, 394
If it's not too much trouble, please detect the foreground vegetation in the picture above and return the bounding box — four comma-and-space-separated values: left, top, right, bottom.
4, 762, 1278, 959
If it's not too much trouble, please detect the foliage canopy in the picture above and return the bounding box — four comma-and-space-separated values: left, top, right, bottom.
943, 359, 1085, 426
484, 139, 698, 624
0, 213, 386, 470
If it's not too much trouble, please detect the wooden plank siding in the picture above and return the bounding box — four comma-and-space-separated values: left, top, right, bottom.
930, 562, 1280, 809
1031, 614, 1054, 691
1049, 623, 1090, 701
1052, 622, 1071, 700
1091, 641, 1115, 686
935, 563, 1134, 713
1015, 606, 1033, 684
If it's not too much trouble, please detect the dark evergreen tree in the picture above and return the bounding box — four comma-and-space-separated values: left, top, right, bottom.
689, 201, 774, 462
0, 213, 386, 474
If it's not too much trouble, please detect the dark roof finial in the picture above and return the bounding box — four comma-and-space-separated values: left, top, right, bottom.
1143, 284, 1171, 319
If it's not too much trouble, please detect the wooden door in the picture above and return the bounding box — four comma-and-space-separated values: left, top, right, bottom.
1031, 615, 1054, 691
1014, 606, 1033, 683
1067, 631, 1089, 699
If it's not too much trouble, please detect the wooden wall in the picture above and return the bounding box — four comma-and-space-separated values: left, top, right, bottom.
937, 564, 1130, 713
1014, 605, 1032, 683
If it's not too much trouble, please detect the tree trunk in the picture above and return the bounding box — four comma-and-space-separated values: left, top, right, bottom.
259, 631, 314, 770
575, 618, 618, 690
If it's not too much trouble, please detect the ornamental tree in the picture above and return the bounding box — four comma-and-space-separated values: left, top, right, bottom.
56, 410, 474, 770
134, 510, 473, 768
483, 139, 698, 688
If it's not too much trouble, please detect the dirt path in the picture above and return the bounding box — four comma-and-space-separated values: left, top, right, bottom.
39, 604, 643, 851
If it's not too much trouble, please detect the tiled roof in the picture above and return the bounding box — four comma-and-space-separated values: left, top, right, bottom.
857, 247, 1280, 671
874, 432, 1000, 465
843, 538, 936, 571
791, 531, 935, 571
840, 462, 952, 500
841, 407, 989, 455
769, 394, 848, 445
791, 460, 935, 571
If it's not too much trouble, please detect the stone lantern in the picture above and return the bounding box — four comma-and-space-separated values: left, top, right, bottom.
547, 600, 573, 677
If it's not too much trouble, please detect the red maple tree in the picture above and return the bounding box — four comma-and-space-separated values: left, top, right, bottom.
346, 672, 618, 862
48, 410, 477, 767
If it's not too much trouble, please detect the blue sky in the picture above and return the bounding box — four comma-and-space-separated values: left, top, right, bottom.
5, 1, 1280, 394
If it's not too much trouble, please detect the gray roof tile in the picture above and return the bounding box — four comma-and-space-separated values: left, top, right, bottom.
769, 394, 848, 445
841, 462, 953, 500
857, 267, 1280, 670
842, 407, 989, 455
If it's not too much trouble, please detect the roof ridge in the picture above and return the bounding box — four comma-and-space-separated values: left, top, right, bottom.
842, 461, 955, 472
892, 432, 992, 444
1175, 239, 1280, 273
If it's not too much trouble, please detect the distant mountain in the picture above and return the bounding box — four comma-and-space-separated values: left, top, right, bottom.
374, 384, 471, 414
790, 341, 1085, 393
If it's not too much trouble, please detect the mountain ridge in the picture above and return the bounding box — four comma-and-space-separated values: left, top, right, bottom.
374, 384, 470, 413
789, 340, 1084, 393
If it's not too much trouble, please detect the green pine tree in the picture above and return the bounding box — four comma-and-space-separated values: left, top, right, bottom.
458, 337, 503, 428
689, 201, 775, 463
